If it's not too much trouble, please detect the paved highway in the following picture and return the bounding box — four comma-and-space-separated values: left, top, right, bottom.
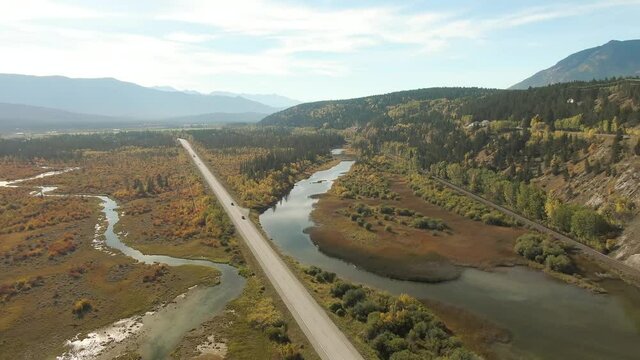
179, 139, 364, 360
431, 176, 640, 283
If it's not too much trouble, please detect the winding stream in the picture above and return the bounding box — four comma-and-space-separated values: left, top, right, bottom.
87, 196, 244, 359
259, 160, 640, 360
1, 171, 245, 360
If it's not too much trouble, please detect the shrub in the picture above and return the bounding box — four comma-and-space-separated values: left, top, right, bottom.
329, 301, 344, 314
396, 208, 414, 217
379, 205, 395, 214
343, 288, 366, 307
142, 264, 168, 283
47, 234, 77, 258
545, 254, 572, 273
389, 350, 423, 360
314, 270, 336, 283
72, 298, 93, 318
331, 281, 358, 298
278, 343, 303, 360
355, 203, 373, 216
304, 266, 322, 276
351, 300, 383, 322
515, 234, 574, 274
514, 234, 543, 260
481, 212, 510, 226
265, 324, 289, 343
410, 217, 446, 231
371, 331, 408, 360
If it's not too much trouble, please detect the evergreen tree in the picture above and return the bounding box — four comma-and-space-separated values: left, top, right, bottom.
145, 177, 156, 194
610, 128, 623, 163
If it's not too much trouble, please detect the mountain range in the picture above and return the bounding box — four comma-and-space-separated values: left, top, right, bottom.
511, 39, 640, 89
0, 74, 277, 118
209, 91, 300, 108
151, 87, 301, 109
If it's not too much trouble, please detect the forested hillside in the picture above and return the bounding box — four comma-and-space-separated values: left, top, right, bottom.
263, 79, 640, 131
262, 78, 640, 269
261, 87, 495, 128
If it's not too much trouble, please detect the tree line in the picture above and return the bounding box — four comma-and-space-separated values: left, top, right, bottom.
0, 131, 175, 159
189, 127, 344, 180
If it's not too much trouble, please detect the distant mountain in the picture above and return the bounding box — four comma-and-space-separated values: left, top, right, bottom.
161, 112, 267, 124
0, 74, 277, 118
0, 103, 129, 131
210, 91, 301, 108
511, 39, 640, 89
0, 103, 265, 133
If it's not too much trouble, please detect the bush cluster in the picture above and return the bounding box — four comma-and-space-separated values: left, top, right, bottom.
304, 266, 337, 283
328, 281, 475, 360
514, 234, 573, 273
332, 163, 399, 200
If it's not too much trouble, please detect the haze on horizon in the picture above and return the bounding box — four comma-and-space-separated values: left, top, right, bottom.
1, 0, 639, 101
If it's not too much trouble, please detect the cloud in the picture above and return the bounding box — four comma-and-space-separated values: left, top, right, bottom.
0, 0, 638, 93
164, 32, 218, 43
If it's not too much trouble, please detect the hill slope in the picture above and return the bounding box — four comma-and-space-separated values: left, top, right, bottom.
263, 80, 640, 130
261, 87, 496, 128
0, 74, 276, 118
511, 39, 640, 89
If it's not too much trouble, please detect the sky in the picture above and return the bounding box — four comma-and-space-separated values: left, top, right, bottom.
0, 0, 639, 101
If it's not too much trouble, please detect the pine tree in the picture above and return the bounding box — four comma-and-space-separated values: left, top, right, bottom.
610, 129, 623, 163
155, 174, 164, 188
133, 178, 145, 196
145, 177, 156, 194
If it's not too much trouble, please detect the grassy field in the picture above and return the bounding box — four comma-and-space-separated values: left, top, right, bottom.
25, 147, 243, 266
0, 161, 61, 181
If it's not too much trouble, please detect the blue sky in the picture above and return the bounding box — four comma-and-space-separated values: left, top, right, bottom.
0, 0, 638, 101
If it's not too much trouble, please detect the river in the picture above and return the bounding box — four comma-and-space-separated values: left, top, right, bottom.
259, 160, 640, 360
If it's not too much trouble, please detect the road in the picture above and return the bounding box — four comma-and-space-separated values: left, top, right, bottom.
431, 176, 640, 282
178, 139, 364, 360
